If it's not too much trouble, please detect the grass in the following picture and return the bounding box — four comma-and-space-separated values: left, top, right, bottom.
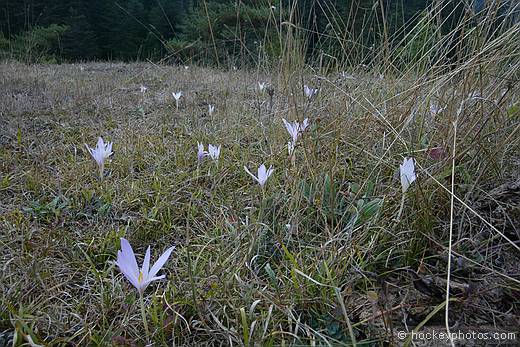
0, 12, 519, 344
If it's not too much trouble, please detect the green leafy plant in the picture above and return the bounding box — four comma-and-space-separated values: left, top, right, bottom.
23, 196, 69, 224
302, 174, 383, 232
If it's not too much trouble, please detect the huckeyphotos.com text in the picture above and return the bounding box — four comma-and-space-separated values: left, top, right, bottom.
397, 330, 517, 342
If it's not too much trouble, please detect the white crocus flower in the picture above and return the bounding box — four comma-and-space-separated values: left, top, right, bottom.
85, 137, 113, 179
258, 82, 267, 92
244, 164, 274, 188
115, 238, 174, 295
208, 104, 215, 116
140, 85, 147, 94
400, 157, 416, 193
208, 144, 221, 161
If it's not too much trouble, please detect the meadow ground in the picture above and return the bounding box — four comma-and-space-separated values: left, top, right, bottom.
0, 61, 519, 346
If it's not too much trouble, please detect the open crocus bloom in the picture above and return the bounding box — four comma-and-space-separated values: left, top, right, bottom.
208, 104, 215, 115
116, 238, 174, 295
197, 142, 207, 162
172, 91, 182, 101
258, 82, 267, 91
208, 144, 221, 161
85, 137, 113, 178
304, 85, 318, 98
282, 118, 300, 144
400, 157, 416, 193
429, 103, 445, 115
282, 118, 310, 144
140, 85, 147, 93
244, 164, 274, 188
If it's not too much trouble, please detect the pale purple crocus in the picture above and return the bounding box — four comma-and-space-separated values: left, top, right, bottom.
282, 118, 300, 144
397, 157, 417, 221
430, 103, 445, 116
172, 91, 182, 109
300, 118, 309, 132
282, 118, 309, 143
400, 157, 416, 193
85, 137, 113, 179
115, 238, 174, 295
197, 142, 207, 162
304, 85, 318, 99
244, 164, 274, 188
208, 144, 221, 161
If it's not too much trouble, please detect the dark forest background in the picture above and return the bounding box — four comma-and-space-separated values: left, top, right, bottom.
0, 0, 515, 66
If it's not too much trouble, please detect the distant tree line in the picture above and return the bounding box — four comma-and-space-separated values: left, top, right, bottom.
0, 0, 517, 66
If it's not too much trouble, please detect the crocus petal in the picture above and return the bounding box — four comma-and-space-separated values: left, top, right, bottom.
301, 118, 309, 131
141, 275, 166, 288
258, 164, 267, 179
282, 118, 290, 132
198, 142, 208, 161
106, 142, 113, 157
116, 250, 140, 289
141, 246, 151, 281
282, 119, 296, 138
400, 174, 409, 193
145, 275, 166, 285
148, 246, 175, 279
266, 166, 274, 178
118, 263, 140, 289
119, 238, 139, 280
85, 144, 93, 157
96, 137, 104, 149
244, 166, 259, 184
399, 158, 416, 193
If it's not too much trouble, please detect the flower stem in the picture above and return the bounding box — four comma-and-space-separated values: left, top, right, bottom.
396, 192, 406, 222
139, 292, 150, 340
